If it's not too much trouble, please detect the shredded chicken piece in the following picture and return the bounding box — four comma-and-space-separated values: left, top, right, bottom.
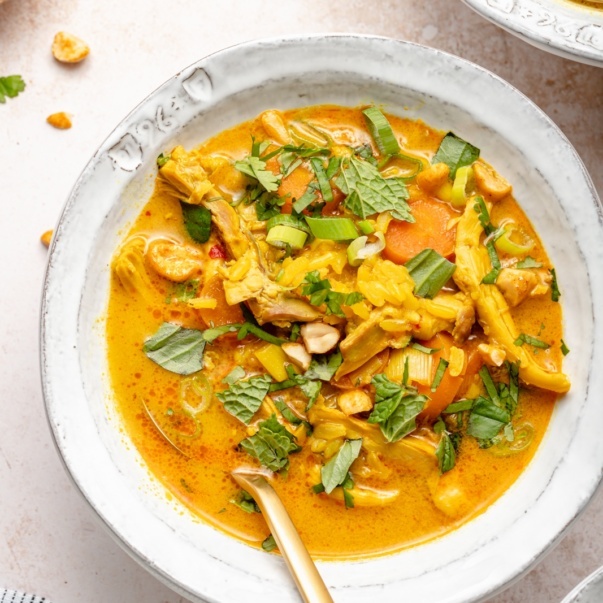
496, 268, 538, 307
337, 389, 373, 416
453, 199, 570, 393
473, 160, 512, 201
260, 110, 292, 145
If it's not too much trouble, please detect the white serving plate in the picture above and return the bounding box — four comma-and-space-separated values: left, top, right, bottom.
461, 0, 603, 67
41, 35, 603, 603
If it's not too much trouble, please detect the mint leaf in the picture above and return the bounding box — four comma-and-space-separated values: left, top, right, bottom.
516, 256, 542, 269
336, 156, 412, 222
0, 75, 26, 104
235, 156, 280, 192
405, 249, 456, 299
432, 132, 480, 179
304, 351, 343, 381
239, 414, 301, 472
143, 322, 205, 375
321, 439, 362, 494
222, 366, 246, 385
368, 374, 427, 442
216, 374, 272, 424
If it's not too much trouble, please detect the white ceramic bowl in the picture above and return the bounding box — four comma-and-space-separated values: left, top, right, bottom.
461, 0, 603, 67
563, 566, 603, 602
41, 35, 603, 603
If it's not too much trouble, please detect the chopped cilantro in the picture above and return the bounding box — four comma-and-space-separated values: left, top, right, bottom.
0, 75, 26, 104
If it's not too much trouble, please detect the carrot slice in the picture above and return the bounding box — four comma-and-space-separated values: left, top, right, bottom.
416, 332, 464, 421
384, 197, 458, 265
278, 166, 314, 214
194, 276, 244, 327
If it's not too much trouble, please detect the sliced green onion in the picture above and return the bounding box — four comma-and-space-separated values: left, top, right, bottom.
405, 248, 457, 299
431, 358, 449, 392
362, 107, 400, 156
267, 213, 310, 233
305, 216, 358, 241
266, 225, 308, 250
310, 157, 333, 203
410, 342, 440, 355
451, 165, 472, 208
346, 231, 385, 266
357, 220, 375, 235
494, 228, 534, 256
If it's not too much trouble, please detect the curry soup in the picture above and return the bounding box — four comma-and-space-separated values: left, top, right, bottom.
106, 105, 568, 559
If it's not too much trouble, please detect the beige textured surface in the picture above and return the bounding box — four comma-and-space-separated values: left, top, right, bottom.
0, 1, 601, 602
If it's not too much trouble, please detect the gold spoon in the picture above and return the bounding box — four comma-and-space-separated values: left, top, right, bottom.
231, 469, 334, 603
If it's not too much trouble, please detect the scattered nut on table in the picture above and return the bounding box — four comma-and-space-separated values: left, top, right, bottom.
40, 230, 53, 248
52, 32, 90, 63
46, 112, 72, 129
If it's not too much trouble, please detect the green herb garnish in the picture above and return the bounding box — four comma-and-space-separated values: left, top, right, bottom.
368, 374, 427, 442
143, 322, 206, 375
516, 256, 542, 269
235, 155, 280, 192
336, 156, 412, 222
262, 534, 278, 552
301, 271, 364, 317
362, 106, 400, 156
431, 358, 449, 392
405, 248, 456, 299
216, 374, 272, 424
309, 157, 333, 203
180, 200, 212, 243
320, 439, 362, 494
432, 132, 480, 179
0, 75, 26, 104
561, 339, 570, 356
514, 333, 550, 349
230, 490, 260, 514
550, 268, 560, 302
473, 196, 495, 236
239, 414, 301, 472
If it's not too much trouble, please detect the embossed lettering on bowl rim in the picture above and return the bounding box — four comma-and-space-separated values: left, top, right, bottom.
40, 34, 603, 603
462, 0, 603, 67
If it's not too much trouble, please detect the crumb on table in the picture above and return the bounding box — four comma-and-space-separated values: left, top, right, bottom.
46, 112, 72, 129
51, 32, 90, 63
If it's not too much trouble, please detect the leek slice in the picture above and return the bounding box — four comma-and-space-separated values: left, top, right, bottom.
347, 231, 386, 266
305, 216, 358, 241
494, 228, 534, 255
266, 225, 308, 250
362, 107, 400, 156
451, 165, 473, 208
357, 220, 375, 235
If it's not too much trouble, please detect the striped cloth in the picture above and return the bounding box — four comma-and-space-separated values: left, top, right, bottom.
0, 591, 51, 603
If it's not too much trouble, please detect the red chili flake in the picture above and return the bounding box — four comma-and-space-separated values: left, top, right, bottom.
209, 244, 227, 259
145, 211, 152, 216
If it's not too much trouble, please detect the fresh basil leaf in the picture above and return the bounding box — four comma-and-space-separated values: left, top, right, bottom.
235, 155, 280, 192
305, 351, 343, 381
342, 472, 355, 509
478, 365, 500, 406
273, 398, 302, 424
202, 324, 241, 343
550, 268, 560, 302
0, 75, 26, 103
293, 181, 319, 213
336, 156, 412, 222
310, 157, 333, 203
239, 414, 301, 472
431, 358, 449, 392
481, 239, 501, 284
514, 333, 550, 349
269, 373, 322, 409
443, 399, 474, 414
368, 374, 427, 442
180, 201, 212, 243
222, 366, 246, 385
405, 248, 456, 299
216, 374, 272, 424
432, 132, 480, 179
467, 396, 511, 440
230, 490, 260, 514
321, 439, 362, 494
436, 431, 456, 473
143, 322, 205, 375
262, 534, 277, 552
473, 196, 495, 236
516, 256, 542, 269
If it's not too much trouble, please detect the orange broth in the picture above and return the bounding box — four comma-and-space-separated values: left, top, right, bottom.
106, 106, 564, 559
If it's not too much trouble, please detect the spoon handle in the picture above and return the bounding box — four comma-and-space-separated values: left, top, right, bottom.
232, 471, 334, 603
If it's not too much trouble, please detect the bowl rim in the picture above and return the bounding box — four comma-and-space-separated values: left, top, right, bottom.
461, 0, 603, 67
40, 33, 603, 603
